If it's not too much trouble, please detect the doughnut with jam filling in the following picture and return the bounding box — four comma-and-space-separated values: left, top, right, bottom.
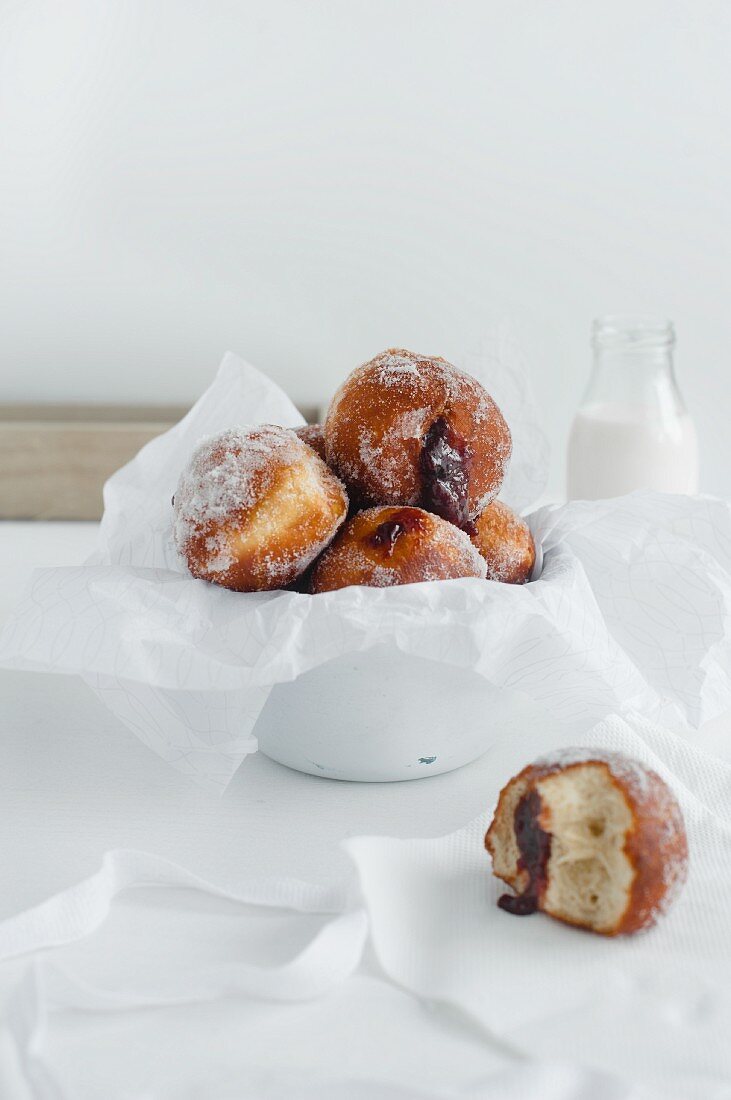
485, 750, 688, 935
310, 505, 487, 593
324, 349, 512, 529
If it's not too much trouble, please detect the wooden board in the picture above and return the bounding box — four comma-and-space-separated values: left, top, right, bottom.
0, 407, 185, 520
0, 403, 319, 520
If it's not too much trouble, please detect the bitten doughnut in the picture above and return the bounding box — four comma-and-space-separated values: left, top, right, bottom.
471, 500, 535, 584
324, 349, 512, 529
485, 750, 688, 935
173, 425, 348, 592
294, 423, 327, 462
310, 505, 487, 593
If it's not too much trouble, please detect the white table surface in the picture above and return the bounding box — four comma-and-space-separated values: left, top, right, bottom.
0, 521, 545, 1098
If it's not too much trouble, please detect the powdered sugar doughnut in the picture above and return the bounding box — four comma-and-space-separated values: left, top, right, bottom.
472, 500, 535, 584
173, 425, 348, 592
310, 505, 487, 593
294, 423, 327, 462
324, 348, 511, 529
485, 749, 688, 935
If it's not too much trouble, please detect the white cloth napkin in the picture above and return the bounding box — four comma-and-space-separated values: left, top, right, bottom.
1, 713, 728, 1099
0, 850, 367, 1100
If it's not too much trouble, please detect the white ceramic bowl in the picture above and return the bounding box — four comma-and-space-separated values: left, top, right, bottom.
253, 642, 528, 782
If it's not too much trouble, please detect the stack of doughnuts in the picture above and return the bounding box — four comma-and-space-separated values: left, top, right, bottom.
173, 348, 536, 593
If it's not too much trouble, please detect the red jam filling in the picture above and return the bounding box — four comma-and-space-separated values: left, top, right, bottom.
419, 417, 475, 533
498, 789, 551, 916
368, 509, 425, 557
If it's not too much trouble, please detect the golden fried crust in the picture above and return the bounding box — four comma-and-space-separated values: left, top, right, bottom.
324, 349, 512, 517
471, 500, 536, 584
615, 764, 688, 934
174, 425, 348, 592
310, 505, 487, 593
485, 764, 537, 891
294, 424, 327, 463
485, 753, 688, 936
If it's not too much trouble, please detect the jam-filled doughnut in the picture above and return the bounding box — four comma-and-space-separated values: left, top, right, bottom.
471, 500, 535, 584
294, 423, 327, 462
173, 425, 348, 592
310, 505, 487, 593
485, 750, 688, 935
324, 349, 511, 530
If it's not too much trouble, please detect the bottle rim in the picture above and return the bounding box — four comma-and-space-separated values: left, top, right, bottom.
592, 314, 675, 351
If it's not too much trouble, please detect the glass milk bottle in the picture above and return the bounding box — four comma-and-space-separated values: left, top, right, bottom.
567, 316, 699, 500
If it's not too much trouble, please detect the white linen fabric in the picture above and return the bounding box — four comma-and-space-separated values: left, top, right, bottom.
1, 355, 731, 787
0, 714, 728, 1099
0, 850, 367, 1100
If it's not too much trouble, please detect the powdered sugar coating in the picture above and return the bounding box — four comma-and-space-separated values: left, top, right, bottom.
173, 424, 348, 591
325, 348, 512, 518
533, 747, 654, 796
472, 499, 536, 584
354, 406, 431, 501
317, 531, 486, 590
174, 425, 298, 545
311, 505, 487, 593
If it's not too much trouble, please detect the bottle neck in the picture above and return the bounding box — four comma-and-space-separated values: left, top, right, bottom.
584, 317, 685, 419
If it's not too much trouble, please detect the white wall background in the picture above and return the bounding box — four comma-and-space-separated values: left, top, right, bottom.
1, 0, 730, 499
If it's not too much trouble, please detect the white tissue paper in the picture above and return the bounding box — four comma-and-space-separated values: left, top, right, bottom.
2, 351, 731, 787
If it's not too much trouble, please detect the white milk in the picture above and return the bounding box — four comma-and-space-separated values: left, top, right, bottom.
567, 402, 699, 500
